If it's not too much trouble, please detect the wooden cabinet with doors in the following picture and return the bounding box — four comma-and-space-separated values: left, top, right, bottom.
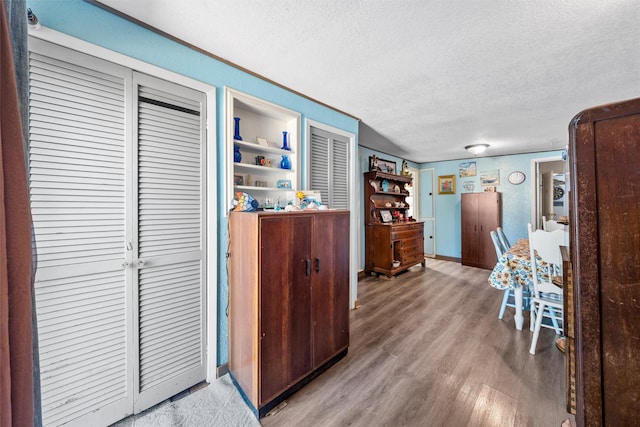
461, 192, 502, 269
228, 210, 350, 417
567, 97, 640, 426
364, 170, 425, 277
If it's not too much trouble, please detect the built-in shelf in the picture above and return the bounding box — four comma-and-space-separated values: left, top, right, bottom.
225, 88, 300, 213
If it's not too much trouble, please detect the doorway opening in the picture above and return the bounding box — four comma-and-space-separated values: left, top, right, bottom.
530, 156, 566, 230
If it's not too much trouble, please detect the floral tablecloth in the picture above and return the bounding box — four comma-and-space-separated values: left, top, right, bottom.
488, 238, 534, 290
488, 237, 560, 296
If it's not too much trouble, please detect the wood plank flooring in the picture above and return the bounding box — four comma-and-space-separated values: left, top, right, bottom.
260, 258, 574, 427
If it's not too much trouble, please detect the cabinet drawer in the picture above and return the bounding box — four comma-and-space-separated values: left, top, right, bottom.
391, 228, 423, 241
399, 245, 420, 259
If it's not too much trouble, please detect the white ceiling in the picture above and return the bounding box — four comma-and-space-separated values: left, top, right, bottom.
98, 0, 639, 162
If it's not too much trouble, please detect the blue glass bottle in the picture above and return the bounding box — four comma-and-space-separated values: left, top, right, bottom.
234, 144, 242, 162
282, 131, 290, 150
233, 117, 242, 141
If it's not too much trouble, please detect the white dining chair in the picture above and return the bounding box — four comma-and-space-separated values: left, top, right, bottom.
527, 223, 565, 355
491, 230, 529, 321
542, 216, 564, 232
496, 227, 510, 251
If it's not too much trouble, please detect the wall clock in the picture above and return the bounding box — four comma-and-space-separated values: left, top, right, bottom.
508, 171, 526, 185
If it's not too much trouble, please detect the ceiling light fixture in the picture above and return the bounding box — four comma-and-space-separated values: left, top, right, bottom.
465, 143, 489, 155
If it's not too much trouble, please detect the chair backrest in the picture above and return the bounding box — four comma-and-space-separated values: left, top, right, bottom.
527, 223, 565, 296
496, 227, 510, 250
544, 219, 565, 232
490, 230, 506, 261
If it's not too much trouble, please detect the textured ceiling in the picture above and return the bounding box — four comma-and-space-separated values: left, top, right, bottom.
98, 0, 639, 162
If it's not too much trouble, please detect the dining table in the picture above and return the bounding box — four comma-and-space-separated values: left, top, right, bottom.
488, 238, 533, 330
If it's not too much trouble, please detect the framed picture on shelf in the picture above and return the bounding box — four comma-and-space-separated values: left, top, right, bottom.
233, 174, 245, 186
277, 179, 292, 189
369, 156, 397, 174
438, 175, 456, 194
380, 210, 393, 223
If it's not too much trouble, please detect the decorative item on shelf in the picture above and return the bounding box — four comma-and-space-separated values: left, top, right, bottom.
385, 202, 392, 208
400, 160, 412, 178
233, 174, 245, 186
234, 144, 242, 163
381, 179, 390, 192
280, 155, 291, 170
393, 184, 400, 193
282, 131, 290, 150
233, 117, 242, 141
380, 210, 393, 223
255, 155, 266, 166
232, 191, 258, 212
277, 179, 292, 189
369, 155, 379, 171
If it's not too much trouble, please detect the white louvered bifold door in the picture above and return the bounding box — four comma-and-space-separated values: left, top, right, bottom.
29, 39, 207, 426
132, 74, 206, 412
309, 126, 350, 209
29, 39, 133, 427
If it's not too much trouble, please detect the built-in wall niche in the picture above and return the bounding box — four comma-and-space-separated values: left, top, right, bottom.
225, 88, 301, 213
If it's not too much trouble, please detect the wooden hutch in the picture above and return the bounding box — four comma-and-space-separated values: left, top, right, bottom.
364, 170, 425, 277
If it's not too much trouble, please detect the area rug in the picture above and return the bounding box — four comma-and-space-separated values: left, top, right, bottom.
112, 374, 260, 427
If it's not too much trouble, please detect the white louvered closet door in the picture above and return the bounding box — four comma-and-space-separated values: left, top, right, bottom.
309, 126, 350, 209
29, 39, 207, 426
29, 40, 133, 427
133, 74, 206, 411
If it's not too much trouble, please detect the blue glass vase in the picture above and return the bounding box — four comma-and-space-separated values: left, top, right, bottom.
233, 117, 242, 141
234, 144, 242, 162
282, 131, 290, 150
280, 155, 291, 170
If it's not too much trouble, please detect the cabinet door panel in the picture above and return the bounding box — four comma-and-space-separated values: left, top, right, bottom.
259, 216, 312, 403
312, 213, 350, 367
477, 192, 502, 268
461, 194, 479, 264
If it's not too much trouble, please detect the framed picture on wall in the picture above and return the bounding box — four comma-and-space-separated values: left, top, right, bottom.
369, 156, 397, 174
438, 175, 456, 194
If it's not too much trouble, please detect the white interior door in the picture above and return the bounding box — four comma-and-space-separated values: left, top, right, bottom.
132, 75, 207, 411
419, 168, 435, 257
